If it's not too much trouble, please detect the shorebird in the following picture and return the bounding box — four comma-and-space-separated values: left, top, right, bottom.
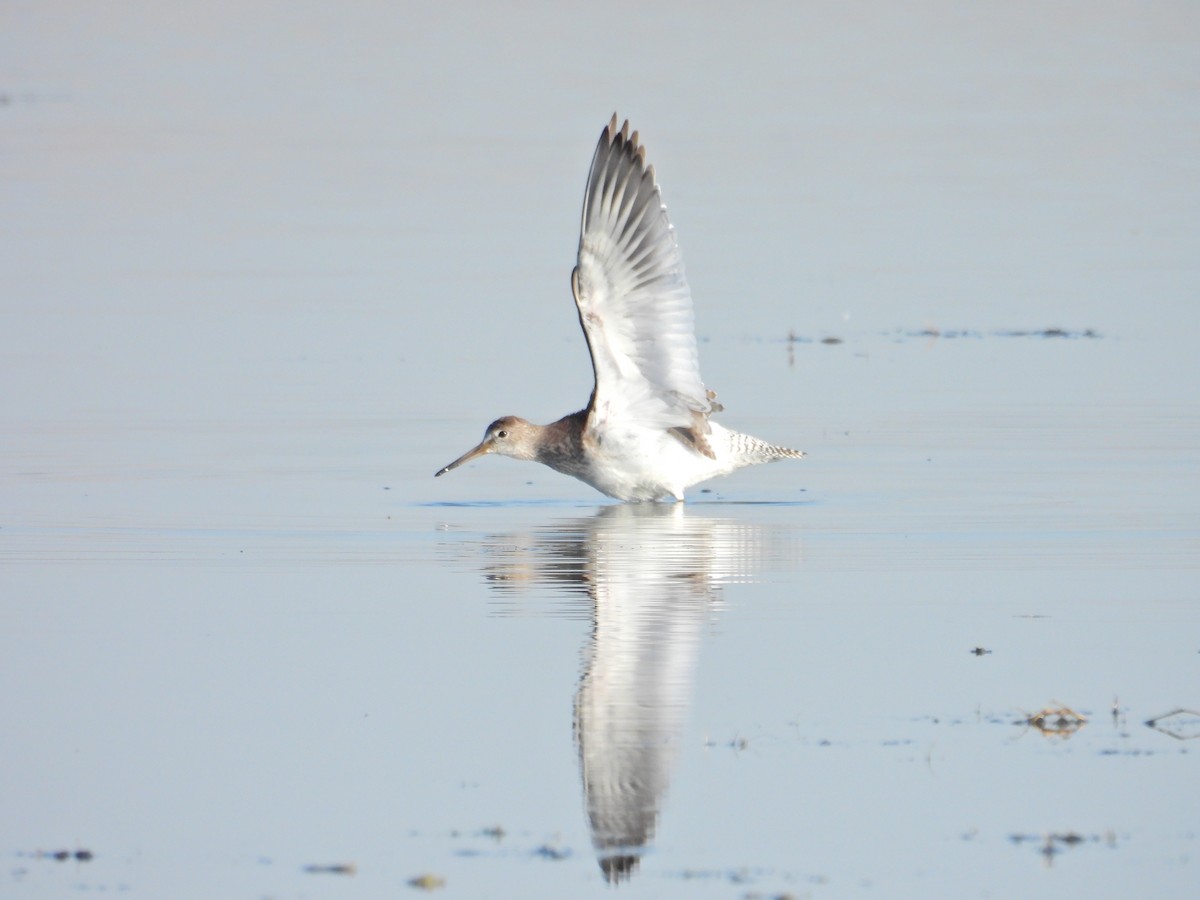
435, 114, 804, 501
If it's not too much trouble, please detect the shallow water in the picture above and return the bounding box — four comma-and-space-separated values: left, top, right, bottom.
3, 2, 1199, 898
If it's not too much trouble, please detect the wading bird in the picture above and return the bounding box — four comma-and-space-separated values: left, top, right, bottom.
436, 115, 804, 501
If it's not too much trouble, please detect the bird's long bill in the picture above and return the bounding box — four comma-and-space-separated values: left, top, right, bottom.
434, 440, 491, 477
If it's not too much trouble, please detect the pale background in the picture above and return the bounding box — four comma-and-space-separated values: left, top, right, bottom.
2, 2, 1198, 897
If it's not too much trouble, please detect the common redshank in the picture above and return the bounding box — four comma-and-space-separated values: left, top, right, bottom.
435, 114, 804, 501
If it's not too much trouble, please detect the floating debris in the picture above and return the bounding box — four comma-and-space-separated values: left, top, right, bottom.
25, 848, 93, 863
703, 733, 751, 751
478, 824, 506, 840
1024, 703, 1087, 736
969, 646, 992, 656
1009, 830, 1117, 862
1145, 708, 1200, 740
786, 327, 1101, 345
919, 327, 973, 338
918, 327, 1099, 340
302, 862, 356, 876
534, 843, 572, 861
407, 872, 446, 890
993, 327, 1100, 339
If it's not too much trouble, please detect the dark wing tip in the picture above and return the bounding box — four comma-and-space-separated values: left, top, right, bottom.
603, 114, 645, 151
598, 115, 654, 181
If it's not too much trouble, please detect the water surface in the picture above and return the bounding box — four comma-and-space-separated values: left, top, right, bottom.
3, 2, 1198, 897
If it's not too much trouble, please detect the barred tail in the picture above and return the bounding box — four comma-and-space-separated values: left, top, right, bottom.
727, 430, 806, 466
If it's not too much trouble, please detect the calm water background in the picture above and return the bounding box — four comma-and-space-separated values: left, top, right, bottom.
3, 2, 1198, 897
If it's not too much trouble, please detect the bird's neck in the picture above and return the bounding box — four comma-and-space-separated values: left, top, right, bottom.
535, 409, 590, 475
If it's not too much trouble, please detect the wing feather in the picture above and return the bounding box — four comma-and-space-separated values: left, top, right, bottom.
571, 115, 712, 436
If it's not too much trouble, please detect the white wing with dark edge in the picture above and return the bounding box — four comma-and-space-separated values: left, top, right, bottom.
572, 115, 713, 438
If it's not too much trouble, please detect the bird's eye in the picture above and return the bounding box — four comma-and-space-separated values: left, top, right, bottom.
497, 430, 508, 439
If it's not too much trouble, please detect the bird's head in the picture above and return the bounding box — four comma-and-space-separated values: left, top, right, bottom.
434, 416, 538, 476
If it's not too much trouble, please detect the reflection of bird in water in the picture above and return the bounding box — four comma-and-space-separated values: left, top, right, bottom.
436, 115, 804, 501
462, 504, 805, 883
573, 507, 710, 882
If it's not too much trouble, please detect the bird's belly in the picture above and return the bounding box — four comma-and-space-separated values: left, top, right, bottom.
576, 429, 729, 501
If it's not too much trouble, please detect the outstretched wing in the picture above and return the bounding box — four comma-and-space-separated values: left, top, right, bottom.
571, 115, 714, 443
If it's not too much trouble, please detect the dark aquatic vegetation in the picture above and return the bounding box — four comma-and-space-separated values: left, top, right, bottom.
24, 848, 93, 863
1009, 830, 1118, 862
303, 862, 356, 875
